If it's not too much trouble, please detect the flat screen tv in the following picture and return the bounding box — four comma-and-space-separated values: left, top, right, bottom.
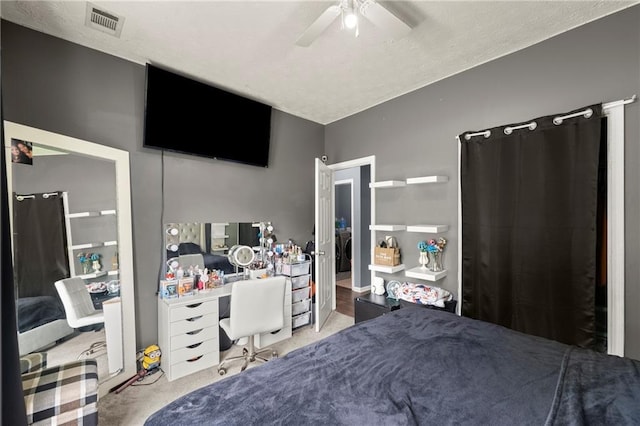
143, 64, 272, 167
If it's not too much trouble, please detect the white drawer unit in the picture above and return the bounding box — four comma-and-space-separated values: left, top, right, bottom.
289, 274, 311, 290
278, 260, 313, 332
158, 293, 220, 381
255, 277, 292, 349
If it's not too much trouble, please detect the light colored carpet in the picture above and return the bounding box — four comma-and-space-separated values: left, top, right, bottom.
98, 310, 354, 425
45, 328, 111, 383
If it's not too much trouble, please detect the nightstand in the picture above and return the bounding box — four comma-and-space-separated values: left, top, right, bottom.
354, 293, 401, 324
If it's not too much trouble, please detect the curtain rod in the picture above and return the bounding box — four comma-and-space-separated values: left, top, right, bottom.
458, 95, 637, 140
603, 94, 637, 110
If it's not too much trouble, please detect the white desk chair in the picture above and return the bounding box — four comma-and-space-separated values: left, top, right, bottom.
218, 276, 286, 375
54, 277, 104, 329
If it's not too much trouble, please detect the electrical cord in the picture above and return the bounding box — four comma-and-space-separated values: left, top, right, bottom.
77, 341, 107, 359
156, 149, 166, 295
130, 368, 165, 386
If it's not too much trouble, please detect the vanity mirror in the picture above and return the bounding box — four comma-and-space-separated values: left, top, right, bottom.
4, 121, 136, 398
164, 222, 271, 275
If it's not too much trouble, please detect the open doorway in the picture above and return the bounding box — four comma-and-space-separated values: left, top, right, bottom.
332, 161, 372, 294
335, 179, 353, 290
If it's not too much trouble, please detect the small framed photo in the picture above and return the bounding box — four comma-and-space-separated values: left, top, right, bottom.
10, 138, 33, 165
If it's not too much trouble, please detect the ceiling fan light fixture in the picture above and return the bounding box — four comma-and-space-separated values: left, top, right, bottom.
344, 11, 358, 29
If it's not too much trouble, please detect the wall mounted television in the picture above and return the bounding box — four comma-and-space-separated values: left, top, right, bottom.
143, 63, 272, 167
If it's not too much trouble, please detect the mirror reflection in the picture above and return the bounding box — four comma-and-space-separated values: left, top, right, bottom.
5, 121, 137, 399
11, 147, 119, 379
164, 222, 266, 275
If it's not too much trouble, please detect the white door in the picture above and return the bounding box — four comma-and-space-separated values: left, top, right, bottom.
315, 158, 335, 331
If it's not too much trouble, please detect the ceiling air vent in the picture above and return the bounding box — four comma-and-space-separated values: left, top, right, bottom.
85, 2, 125, 37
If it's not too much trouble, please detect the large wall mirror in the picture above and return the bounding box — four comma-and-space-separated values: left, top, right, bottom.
4, 121, 136, 397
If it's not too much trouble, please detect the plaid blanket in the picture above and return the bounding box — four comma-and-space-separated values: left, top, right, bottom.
22, 359, 98, 425
20, 352, 48, 374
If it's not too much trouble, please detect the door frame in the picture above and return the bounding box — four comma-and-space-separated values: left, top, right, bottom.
329, 155, 376, 293
334, 178, 355, 290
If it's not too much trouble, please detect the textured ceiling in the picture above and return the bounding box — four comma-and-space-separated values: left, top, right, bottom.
1, 1, 637, 124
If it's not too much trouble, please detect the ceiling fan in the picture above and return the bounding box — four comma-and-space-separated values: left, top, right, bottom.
295, 0, 411, 47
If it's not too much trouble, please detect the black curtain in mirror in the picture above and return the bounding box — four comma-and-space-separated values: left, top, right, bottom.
460, 104, 605, 349
13, 192, 69, 299
238, 223, 259, 247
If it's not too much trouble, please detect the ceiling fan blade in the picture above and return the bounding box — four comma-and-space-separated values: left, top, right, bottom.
295, 5, 341, 47
360, 1, 411, 40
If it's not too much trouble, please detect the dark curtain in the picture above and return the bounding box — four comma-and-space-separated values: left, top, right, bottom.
13, 193, 69, 299
1, 112, 28, 424
238, 223, 259, 247
460, 104, 605, 349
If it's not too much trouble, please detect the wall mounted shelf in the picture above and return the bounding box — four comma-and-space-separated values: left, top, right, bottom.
406, 176, 449, 185
406, 225, 449, 233
71, 241, 117, 250
369, 224, 406, 231
77, 271, 107, 280
369, 180, 406, 188
405, 266, 447, 282
67, 210, 116, 218
368, 264, 405, 274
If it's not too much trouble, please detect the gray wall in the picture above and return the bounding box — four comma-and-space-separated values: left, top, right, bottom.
325, 6, 640, 359
1, 21, 325, 349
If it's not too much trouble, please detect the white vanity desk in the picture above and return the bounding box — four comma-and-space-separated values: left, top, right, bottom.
158, 277, 292, 382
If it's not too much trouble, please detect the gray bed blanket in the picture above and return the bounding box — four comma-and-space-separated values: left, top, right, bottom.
145, 307, 640, 426
545, 346, 640, 425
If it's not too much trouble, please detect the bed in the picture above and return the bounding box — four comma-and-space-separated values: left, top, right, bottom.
167, 242, 235, 274
17, 295, 73, 356
145, 306, 640, 425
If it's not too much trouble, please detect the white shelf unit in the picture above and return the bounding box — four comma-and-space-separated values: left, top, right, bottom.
369, 224, 406, 231
369, 174, 449, 283
63, 192, 119, 279
278, 260, 312, 331
369, 180, 406, 188
77, 270, 107, 280
66, 210, 116, 218
211, 223, 230, 253
368, 264, 405, 274
406, 175, 449, 185
406, 225, 449, 233
70, 240, 117, 250
405, 266, 448, 282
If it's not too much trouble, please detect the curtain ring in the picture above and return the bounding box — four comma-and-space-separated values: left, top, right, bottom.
504, 127, 513, 135
528, 122, 537, 131
464, 130, 491, 140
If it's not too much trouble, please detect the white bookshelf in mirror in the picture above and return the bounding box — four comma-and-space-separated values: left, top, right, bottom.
211, 223, 230, 253
63, 192, 119, 279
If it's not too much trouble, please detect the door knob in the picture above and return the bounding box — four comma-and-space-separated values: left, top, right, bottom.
311, 250, 325, 256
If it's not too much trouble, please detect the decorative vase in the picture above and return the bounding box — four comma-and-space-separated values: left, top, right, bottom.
82, 262, 91, 275
428, 251, 443, 272
419, 251, 429, 269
